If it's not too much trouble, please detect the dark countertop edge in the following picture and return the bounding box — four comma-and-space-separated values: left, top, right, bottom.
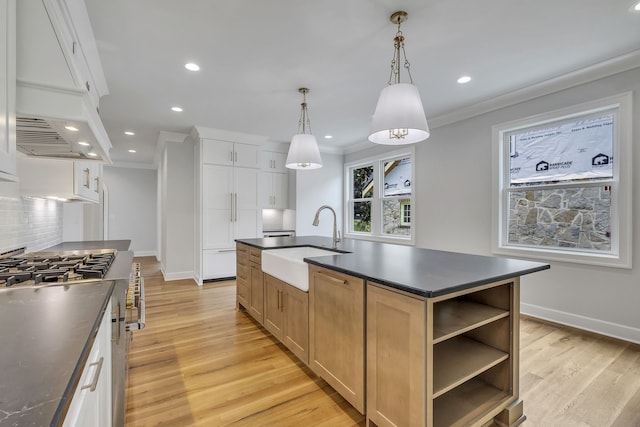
42, 240, 132, 252
237, 237, 551, 298
236, 240, 350, 253
51, 281, 115, 427
304, 258, 550, 297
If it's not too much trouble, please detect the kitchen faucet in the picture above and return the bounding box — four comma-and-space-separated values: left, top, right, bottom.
312, 205, 341, 249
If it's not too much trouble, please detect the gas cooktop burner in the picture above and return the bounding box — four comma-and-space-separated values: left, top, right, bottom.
0, 250, 116, 288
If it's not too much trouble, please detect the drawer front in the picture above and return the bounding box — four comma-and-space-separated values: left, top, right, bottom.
249, 247, 262, 264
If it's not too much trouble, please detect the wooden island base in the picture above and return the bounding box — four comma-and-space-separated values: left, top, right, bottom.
234, 240, 549, 427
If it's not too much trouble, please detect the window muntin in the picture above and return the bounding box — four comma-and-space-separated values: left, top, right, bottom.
493, 93, 632, 268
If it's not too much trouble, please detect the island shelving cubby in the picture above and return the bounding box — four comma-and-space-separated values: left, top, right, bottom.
367, 278, 523, 427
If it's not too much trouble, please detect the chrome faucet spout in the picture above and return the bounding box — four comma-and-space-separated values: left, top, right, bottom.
312, 205, 341, 248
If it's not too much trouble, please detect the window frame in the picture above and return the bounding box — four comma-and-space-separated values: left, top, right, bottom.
345, 147, 415, 245
492, 92, 633, 268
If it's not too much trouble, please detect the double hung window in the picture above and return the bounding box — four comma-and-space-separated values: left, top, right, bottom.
346, 148, 415, 243
492, 93, 632, 268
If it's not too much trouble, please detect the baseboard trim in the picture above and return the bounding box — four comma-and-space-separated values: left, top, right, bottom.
161, 269, 196, 282
133, 250, 156, 257
521, 303, 640, 345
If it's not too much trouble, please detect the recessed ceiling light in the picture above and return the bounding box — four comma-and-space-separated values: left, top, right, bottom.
185, 62, 200, 71
128, 149, 137, 153
65, 125, 79, 132
124, 131, 135, 136
324, 135, 333, 139
631, 1, 640, 12
87, 152, 97, 157
171, 106, 183, 112
457, 76, 472, 84
78, 141, 90, 146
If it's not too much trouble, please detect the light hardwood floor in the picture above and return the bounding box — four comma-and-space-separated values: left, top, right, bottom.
126, 257, 640, 426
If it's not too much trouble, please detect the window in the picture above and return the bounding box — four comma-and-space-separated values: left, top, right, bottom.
400, 201, 411, 226
492, 93, 632, 268
346, 148, 415, 243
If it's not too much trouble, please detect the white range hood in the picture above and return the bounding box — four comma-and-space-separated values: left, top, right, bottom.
15, 0, 112, 163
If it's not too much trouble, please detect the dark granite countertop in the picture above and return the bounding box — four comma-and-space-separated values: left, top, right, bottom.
235, 236, 550, 297
0, 282, 114, 426
43, 240, 131, 252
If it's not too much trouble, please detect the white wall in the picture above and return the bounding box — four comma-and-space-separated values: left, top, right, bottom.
411, 67, 640, 343
158, 140, 195, 280
102, 166, 157, 255
295, 152, 344, 237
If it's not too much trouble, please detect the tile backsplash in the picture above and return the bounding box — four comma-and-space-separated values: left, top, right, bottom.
0, 195, 63, 253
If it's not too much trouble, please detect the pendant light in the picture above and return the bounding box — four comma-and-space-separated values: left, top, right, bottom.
369, 11, 430, 145
286, 88, 323, 169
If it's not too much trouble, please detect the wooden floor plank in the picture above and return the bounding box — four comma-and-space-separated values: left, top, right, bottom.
126, 257, 640, 426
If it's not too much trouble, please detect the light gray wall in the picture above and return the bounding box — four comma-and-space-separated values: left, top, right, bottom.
295, 152, 344, 237
411, 67, 640, 342
103, 166, 157, 255
158, 140, 195, 280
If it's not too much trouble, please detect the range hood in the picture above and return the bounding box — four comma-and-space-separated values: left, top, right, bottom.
16, 0, 112, 163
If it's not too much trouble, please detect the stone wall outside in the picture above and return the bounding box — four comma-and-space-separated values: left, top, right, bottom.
508, 187, 611, 250
383, 199, 410, 236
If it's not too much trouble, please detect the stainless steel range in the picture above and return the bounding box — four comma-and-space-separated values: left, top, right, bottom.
0, 246, 145, 427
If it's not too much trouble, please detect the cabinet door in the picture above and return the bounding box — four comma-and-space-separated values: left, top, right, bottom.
0, 0, 16, 182
74, 162, 94, 201
263, 274, 284, 340
202, 139, 234, 165
272, 172, 288, 209
63, 300, 112, 427
249, 263, 264, 323
202, 165, 233, 249
367, 283, 426, 427
258, 171, 288, 209
261, 151, 287, 172
283, 284, 309, 364
233, 167, 258, 240
309, 266, 365, 414
233, 142, 260, 168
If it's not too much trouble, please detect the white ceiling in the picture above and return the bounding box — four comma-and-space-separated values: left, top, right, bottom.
83, 0, 640, 167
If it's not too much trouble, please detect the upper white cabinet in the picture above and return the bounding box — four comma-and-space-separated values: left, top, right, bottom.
0, 0, 17, 182
18, 157, 101, 203
259, 150, 289, 208
261, 150, 288, 173
203, 139, 260, 169
259, 171, 288, 209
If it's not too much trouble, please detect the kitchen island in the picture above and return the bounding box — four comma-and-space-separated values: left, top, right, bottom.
0, 241, 133, 427
235, 236, 549, 427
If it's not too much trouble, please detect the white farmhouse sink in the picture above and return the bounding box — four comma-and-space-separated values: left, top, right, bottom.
261, 247, 343, 292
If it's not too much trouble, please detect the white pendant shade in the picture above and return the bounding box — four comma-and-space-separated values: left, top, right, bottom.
286, 134, 323, 170
368, 83, 430, 145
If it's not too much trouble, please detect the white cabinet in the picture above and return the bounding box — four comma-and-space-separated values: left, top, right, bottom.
202, 165, 258, 249
63, 299, 112, 427
0, 0, 16, 182
203, 138, 260, 169
259, 171, 288, 209
195, 135, 261, 282
261, 150, 288, 173
18, 157, 101, 203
